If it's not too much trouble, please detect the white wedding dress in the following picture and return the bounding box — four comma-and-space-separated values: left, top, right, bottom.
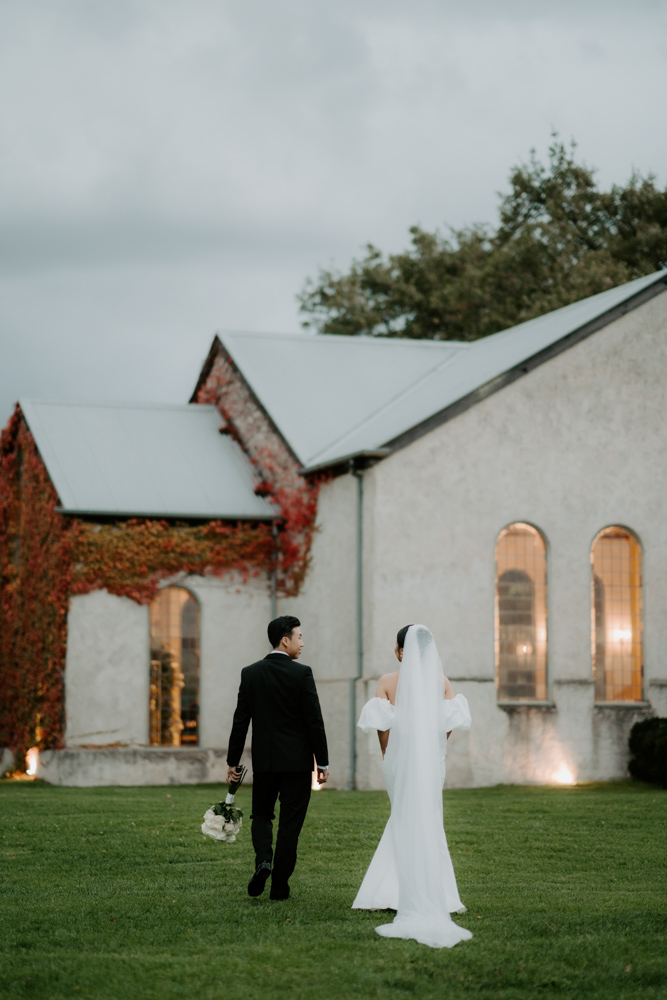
352, 625, 473, 949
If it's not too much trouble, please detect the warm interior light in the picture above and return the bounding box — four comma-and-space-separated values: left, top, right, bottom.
26, 747, 39, 776
613, 628, 632, 641
553, 764, 575, 785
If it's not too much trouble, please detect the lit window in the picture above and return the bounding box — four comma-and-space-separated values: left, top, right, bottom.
495, 523, 548, 701
591, 527, 643, 702
149, 587, 200, 746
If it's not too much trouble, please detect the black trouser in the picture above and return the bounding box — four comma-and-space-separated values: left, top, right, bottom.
251, 771, 312, 886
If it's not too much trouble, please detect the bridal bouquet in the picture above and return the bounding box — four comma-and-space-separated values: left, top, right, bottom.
201, 765, 247, 843
201, 802, 243, 842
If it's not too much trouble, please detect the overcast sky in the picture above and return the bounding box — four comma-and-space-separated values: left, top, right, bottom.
1, 0, 666, 425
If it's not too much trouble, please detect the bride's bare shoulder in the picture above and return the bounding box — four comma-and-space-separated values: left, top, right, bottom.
376, 672, 399, 700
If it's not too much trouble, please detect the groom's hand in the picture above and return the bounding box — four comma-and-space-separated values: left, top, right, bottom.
317, 768, 328, 785
227, 765, 240, 783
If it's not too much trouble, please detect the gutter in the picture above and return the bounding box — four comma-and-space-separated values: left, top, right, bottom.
55, 508, 278, 521
298, 449, 390, 478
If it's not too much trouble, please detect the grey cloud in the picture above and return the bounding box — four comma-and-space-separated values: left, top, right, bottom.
1, 0, 666, 425
0, 212, 342, 273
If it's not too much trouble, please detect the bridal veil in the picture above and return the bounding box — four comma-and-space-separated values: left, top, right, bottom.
368, 624, 472, 949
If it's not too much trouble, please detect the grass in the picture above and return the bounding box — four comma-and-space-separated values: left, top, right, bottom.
0, 780, 666, 1000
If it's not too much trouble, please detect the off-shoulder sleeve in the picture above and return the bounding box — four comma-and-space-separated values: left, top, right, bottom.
442, 693, 472, 732
357, 697, 395, 733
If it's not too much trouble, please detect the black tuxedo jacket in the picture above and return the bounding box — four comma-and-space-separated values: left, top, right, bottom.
226, 652, 329, 772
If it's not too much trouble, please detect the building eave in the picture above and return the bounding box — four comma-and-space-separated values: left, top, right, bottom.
379, 272, 667, 457
298, 449, 391, 477
56, 506, 279, 522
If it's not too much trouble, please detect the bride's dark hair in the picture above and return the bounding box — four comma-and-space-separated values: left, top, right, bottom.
396, 624, 414, 650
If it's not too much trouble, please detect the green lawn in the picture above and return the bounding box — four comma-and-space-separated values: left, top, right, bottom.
1, 780, 665, 1000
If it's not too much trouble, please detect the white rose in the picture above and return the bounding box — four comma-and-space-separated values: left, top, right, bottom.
201, 809, 225, 840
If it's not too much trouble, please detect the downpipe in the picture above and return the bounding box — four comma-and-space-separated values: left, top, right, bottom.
347, 462, 364, 790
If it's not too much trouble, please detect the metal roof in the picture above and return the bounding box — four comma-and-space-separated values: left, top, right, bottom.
219, 332, 470, 466
20, 399, 276, 519
219, 269, 667, 470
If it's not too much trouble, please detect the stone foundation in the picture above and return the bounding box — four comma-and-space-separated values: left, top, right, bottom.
35, 746, 252, 787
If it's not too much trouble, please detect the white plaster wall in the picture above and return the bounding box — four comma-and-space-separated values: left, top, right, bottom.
180, 572, 271, 751
64, 575, 270, 758
356, 290, 667, 786
60, 559, 343, 784
278, 474, 358, 788
65, 590, 150, 746
1, 747, 15, 775
279, 475, 357, 679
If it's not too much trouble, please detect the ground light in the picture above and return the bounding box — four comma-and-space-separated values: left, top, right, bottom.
26, 747, 39, 776
552, 763, 576, 785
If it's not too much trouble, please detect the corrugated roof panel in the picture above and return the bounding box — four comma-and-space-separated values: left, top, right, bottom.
305, 270, 667, 465
219, 270, 666, 469
221, 331, 469, 465
20, 400, 275, 519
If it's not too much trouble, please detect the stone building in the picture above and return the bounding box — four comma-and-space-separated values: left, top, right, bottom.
0, 402, 278, 784
2, 268, 667, 788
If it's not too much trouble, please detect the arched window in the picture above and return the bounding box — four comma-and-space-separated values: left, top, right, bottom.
495, 523, 548, 701
149, 587, 200, 746
591, 527, 643, 702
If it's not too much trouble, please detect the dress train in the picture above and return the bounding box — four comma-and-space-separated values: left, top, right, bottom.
352, 683, 472, 948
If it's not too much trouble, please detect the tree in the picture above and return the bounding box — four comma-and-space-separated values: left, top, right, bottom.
298, 138, 667, 341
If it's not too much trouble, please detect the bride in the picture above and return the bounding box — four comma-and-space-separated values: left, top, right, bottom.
352, 624, 473, 949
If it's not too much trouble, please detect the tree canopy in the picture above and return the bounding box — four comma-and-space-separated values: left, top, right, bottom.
298, 138, 667, 341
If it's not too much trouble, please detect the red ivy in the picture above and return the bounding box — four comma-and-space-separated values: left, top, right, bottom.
0, 406, 321, 765
70, 519, 274, 605
0, 410, 73, 766
198, 366, 324, 597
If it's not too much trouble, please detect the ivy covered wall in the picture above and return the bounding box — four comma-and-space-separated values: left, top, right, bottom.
0, 401, 320, 766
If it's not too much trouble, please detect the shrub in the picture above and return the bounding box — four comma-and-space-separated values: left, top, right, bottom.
628, 717, 667, 787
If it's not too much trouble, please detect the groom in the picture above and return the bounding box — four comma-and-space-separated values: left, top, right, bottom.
226, 616, 329, 900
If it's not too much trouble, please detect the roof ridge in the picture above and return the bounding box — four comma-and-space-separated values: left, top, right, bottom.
471, 268, 667, 345
220, 330, 470, 350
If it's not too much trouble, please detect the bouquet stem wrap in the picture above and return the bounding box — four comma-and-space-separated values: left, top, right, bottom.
201, 765, 248, 842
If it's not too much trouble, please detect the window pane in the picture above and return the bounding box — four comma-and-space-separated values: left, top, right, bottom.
149, 587, 200, 746
591, 528, 643, 702
495, 523, 548, 701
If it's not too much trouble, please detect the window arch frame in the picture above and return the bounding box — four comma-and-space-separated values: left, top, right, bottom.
590, 525, 644, 704
148, 584, 202, 748
494, 521, 551, 705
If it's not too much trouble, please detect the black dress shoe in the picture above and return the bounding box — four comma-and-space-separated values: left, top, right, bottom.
248, 862, 272, 897
269, 881, 290, 901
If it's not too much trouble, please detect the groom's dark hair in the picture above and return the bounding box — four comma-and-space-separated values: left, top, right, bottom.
396, 625, 414, 650
268, 615, 301, 649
